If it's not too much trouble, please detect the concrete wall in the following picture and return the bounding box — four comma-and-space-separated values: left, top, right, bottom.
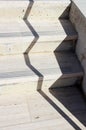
69, 1, 86, 96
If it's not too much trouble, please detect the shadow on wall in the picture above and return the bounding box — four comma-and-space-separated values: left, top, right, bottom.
23, 0, 86, 129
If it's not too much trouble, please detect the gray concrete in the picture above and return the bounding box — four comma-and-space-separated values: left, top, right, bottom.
70, 0, 86, 96
72, 0, 86, 17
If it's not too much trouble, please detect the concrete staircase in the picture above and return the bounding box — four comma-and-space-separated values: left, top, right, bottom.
0, 0, 83, 93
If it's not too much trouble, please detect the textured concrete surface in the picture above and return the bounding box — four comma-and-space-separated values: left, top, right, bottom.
0, 87, 86, 130
0, 1, 85, 130
0, 20, 77, 55
73, 0, 86, 17
0, 0, 70, 21
70, 1, 86, 96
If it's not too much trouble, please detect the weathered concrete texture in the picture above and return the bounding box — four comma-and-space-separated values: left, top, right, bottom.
0, 1, 29, 20
0, 0, 70, 21
0, 52, 83, 92
0, 87, 86, 130
0, 20, 77, 55
28, 0, 70, 22
69, 1, 86, 96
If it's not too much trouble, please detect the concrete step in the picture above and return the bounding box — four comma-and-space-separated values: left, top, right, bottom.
0, 20, 77, 55
29, 19, 77, 53
0, 0, 70, 21
27, 0, 71, 22
0, 52, 83, 93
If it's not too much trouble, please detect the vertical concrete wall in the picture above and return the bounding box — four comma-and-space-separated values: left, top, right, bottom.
69, 2, 86, 95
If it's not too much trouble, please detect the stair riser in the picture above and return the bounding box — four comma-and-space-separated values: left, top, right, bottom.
37, 77, 83, 90
0, 1, 70, 20
0, 80, 57, 94
50, 77, 82, 88
30, 41, 74, 53
0, 77, 82, 95
0, 41, 74, 55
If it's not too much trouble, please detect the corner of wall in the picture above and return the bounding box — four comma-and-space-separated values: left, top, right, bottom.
69, 1, 86, 96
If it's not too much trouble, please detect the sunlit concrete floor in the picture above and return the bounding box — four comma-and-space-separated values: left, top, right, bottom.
0, 86, 86, 130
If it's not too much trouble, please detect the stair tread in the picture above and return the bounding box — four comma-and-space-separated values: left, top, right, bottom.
0, 52, 83, 85
0, 19, 77, 44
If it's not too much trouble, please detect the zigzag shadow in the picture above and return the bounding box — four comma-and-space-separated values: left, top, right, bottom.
23, 0, 43, 90
23, 0, 86, 129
